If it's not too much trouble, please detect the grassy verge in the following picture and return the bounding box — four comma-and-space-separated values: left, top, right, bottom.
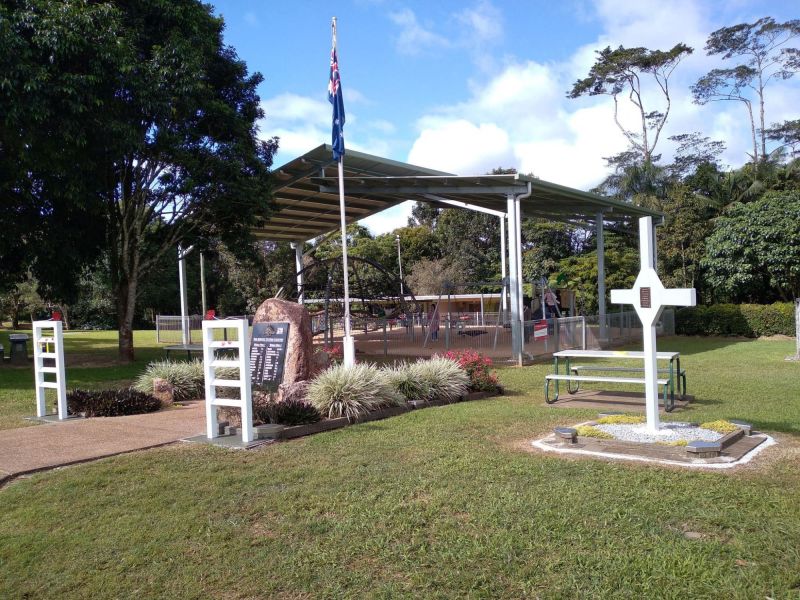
0, 337, 798, 597
0, 329, 167, 430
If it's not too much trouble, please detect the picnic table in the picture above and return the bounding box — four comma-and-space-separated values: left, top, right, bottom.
164, 344, 204, 361
544, 349, 686, 412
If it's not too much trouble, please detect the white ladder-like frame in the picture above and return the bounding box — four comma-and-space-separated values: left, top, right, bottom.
32, 320, 68, 419
201, 319, 253, 443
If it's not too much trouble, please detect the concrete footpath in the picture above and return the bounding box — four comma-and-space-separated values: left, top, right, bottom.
0, 403, 205, 484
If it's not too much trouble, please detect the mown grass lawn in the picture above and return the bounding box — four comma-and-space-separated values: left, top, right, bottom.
0, 329, 164, 430
0, 333, 799, 598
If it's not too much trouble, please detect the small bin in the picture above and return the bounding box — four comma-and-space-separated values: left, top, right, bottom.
9, 334, 30, 365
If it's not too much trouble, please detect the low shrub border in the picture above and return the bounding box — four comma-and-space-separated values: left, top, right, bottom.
676, 302, 795, 337
224, 390, 499, 441
67, 388, 162, 417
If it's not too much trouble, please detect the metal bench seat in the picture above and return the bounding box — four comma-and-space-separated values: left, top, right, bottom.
544, 374, 673, 411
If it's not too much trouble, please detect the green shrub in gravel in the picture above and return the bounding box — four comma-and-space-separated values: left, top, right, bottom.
307, 364, 404, 420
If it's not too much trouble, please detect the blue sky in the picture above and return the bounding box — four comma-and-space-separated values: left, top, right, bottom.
210, 0, 799, 234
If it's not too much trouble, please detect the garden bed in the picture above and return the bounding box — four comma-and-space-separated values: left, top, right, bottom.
224, 391, 499, 441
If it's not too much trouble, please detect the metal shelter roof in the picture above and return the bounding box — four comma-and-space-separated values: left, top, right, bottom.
254, 144, 661, 242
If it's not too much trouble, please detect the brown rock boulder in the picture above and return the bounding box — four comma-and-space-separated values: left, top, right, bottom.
152, 378, 174, 408
252, 298, 314, 386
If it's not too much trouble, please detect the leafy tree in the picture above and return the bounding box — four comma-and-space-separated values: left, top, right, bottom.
765, 119, 800, 158
657, 184, 719, 294
568, 44, 693, 162
210, 242, 296, 314
667, 132, 727, 179
435, 209, 501, 284
0, 274, 43, 329
557, 234, 638, 315
520, 220, 575, 282
2, 0, 277, 361
0, 1, 114, 296
406, 258, 469, 296
408, 202, 440, 228
702, 191, 800, 302
692, 17, 800, 164
594, 149, 672, 210
393, 226, 440, 273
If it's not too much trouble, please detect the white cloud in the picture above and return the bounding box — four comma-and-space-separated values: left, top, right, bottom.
408, 120, 514, 174
260, 93, 398, 165
389, 8, 451, 55
406, 0, 800, 190
456, 0, 503, 44
359, 202, 415, 235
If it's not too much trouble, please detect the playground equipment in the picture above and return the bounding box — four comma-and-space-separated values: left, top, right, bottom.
287, 254, 420, 344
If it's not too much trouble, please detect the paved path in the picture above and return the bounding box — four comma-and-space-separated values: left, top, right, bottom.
0, 403, 205, 483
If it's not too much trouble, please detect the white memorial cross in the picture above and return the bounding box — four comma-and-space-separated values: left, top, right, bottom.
610, 216, 696, 432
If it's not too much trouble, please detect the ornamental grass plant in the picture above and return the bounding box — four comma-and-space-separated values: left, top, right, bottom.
409, 357, 469, 403
133, 360, 205, 402
382, 362, 434, 402
307, 364, 404, 420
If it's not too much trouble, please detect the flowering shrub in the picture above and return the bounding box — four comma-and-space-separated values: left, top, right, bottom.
442, 350, 501, 393
323, 344, 343, 365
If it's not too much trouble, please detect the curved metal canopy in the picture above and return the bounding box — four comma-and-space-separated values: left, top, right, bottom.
254, 144, 661, 242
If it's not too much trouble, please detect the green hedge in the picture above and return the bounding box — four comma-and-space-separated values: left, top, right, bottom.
676, 302, 796, 337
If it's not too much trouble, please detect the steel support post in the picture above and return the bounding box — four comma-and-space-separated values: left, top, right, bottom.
596, 212, 607, 343
507, 195, 522, 364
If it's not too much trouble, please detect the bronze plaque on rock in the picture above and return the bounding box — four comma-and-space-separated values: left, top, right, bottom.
250, 322, 290, 392
639, 287, 651, 309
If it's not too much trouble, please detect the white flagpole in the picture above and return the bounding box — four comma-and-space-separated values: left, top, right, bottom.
333, 18, 355, 366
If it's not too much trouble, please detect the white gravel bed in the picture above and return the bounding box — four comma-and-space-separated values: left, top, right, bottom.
594, 422, 724, 444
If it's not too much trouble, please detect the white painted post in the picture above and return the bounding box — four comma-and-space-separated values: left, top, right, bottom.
500, 217, 508, 319
596, 212, 607, 343
610, 217, 696, 432
200, 252, 207, 316
33, 320, 67, 419
291, 241, 305, 304
506, 195, 521, 364
515, 196, 524, 350
178, 244, 192, 347
201, 319, 253, 443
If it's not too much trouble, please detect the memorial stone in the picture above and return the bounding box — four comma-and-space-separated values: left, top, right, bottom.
252, 298, 314, 404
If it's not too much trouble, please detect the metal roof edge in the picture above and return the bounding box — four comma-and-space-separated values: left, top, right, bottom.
273, 144, 454, 177
516, 173, 663, 219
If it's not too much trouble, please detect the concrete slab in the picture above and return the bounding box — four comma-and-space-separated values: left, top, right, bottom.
532, 422, 774, 469
544, 389, 693, 412
182, 433, 274, 450
0, 402, 205, 484
24, 414, 83, 424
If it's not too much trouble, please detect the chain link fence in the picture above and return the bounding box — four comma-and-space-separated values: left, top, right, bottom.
156, 308, 674, 363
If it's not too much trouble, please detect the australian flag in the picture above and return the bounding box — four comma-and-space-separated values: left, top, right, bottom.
328, 44, 345, 161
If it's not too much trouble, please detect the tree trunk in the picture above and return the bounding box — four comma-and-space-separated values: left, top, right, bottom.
746, 100, 759, 164
116, 276, 138, 362
758, 72, 767, 162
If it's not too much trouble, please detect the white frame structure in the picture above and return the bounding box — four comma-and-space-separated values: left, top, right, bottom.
201, 319, 254, 443
32, 320, 67, 419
